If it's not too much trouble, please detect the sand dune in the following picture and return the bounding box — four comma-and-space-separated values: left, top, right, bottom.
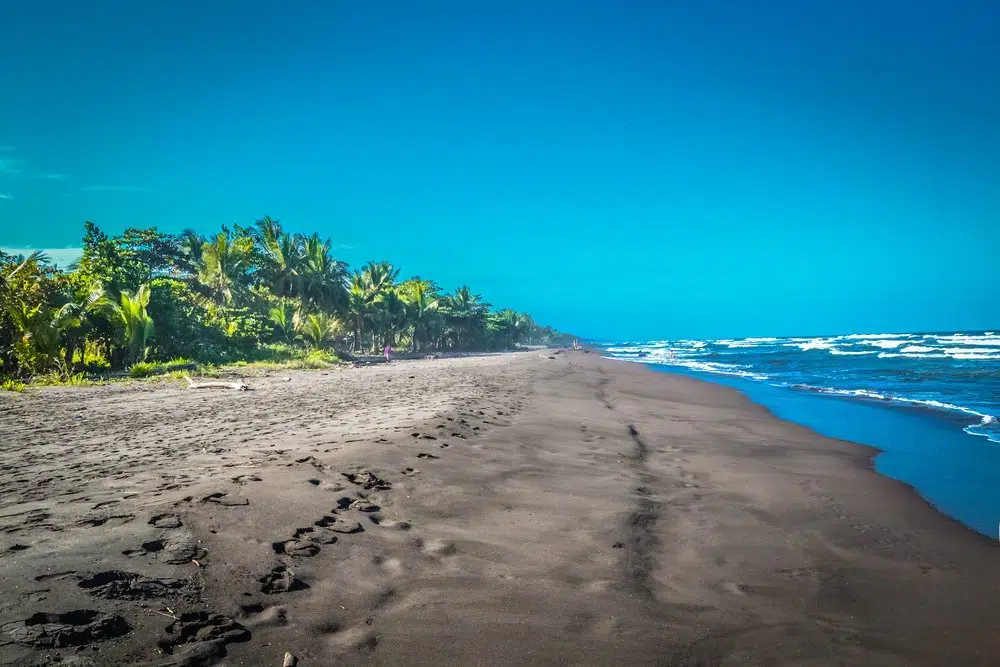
1, 351, 998, 665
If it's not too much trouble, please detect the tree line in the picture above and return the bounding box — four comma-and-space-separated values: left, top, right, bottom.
0, 217, 575, 380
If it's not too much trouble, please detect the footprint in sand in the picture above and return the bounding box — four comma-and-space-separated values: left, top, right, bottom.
77, 514, 135, 528
232, 474, 262, 485
77, 570, 196, 601
201, 492, 249, 506
342, 470, 391, 491
149, 513, 183, 529
416, 453, 439, 460
259, 566, 308, 594
123, 538, 207, 564
314, 516, 363, 534
1, 610, 130, 649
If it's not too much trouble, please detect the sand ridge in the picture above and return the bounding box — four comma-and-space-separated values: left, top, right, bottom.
1, 351, 999, 665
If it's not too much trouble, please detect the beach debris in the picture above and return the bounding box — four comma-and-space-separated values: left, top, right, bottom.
2, 609, 130, 649
283, 652, 298, 666
183, 376, 251, 391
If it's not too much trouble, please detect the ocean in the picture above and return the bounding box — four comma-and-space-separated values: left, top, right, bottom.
602, 331, 1000, 538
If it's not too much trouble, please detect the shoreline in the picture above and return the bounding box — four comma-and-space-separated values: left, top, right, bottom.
615, 355, 1000, 539
622, 358, 1000, 548
1, 350, 998, 665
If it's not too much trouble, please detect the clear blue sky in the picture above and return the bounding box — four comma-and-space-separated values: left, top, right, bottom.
1, 1, 998, 340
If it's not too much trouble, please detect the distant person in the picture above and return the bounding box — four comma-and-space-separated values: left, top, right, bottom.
384, 344, 392, 363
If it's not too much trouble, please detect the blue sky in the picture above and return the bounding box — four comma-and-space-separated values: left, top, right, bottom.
1, 1, 998, 340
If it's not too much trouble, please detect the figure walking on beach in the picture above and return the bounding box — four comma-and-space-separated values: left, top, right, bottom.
384, 344, 392, 363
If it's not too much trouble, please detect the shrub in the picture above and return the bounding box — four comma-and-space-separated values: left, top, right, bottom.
129, 361, 158, 378
1, 378, 25, 392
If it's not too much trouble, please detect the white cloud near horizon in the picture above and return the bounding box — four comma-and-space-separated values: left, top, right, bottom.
1, 247, 84, 267
78, 184, 151, 193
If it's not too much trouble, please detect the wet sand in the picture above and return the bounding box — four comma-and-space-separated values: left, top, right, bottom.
1, 350, 998, 666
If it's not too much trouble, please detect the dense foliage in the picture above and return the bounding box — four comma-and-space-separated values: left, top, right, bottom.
0, 218, 574, 380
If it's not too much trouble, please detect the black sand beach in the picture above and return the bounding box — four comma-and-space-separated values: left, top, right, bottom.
1, 350, 998, 665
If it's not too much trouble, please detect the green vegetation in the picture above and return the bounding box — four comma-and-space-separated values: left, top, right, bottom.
1, 217, 573, 388
1, 378, 25, 392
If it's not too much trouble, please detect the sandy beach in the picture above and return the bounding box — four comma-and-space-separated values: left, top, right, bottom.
1, 350, 998, 666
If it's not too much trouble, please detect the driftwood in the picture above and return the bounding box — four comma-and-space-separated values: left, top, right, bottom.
184, 376, 251, 391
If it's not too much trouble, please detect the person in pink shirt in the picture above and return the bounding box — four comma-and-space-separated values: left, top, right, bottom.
384, 344, 392, 363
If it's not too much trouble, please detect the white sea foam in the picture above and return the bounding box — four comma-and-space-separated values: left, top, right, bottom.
947, 352, 1000, 360
877, 352, 937, 359
900, 345, 937, 354
786, 338, 835, 351
795, 386, 996, 424
838, 333, 913, 340
828, 348, 877, 356
931, 334, 1000, 347
863, 339, 908, 349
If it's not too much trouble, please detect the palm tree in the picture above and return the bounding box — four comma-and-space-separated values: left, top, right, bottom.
268, 298, 301, 343
488, 309, 521, 350
0, 250, 48, 289
176, 230, 205, 276
357, 261, 399, 351
198, 231, 253, 307
399, 277, 439, 352
361, 261, 399, 295
300, 233, 348, 312
4, 301, 82, 374
346, 272, 370, 352
298, 312, 342, 349
252, 217, 304, 298
440, 285, 489, 349
97, 284, 155, 364
376, 289, 407, 349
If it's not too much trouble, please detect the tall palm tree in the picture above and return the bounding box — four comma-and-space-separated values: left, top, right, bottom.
176, 229, 205, 276
441, 285, 489, 349
301, 233, 348, 312
400, 277, 439, 352
252, 217, 304, 298
346, 272, 370, 352
376, 289, 407, 349
198, 232, 253, 307
361, 261, 399, 295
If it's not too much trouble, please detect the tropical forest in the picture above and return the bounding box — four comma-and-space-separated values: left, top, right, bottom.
0, 217, 574, 389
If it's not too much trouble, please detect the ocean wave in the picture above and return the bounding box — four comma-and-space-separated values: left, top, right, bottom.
864, 339, 908, 349
838, 333, 913, 340
790, 385, 997, 428
947, 352, 1000, 361
600, 333, 999, 446
604, 351, 769, 380
900, 345, 936, 353
931, 334, 1000, 347
877, 352, 937, 359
